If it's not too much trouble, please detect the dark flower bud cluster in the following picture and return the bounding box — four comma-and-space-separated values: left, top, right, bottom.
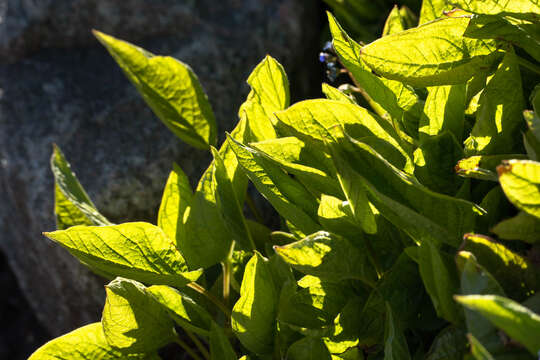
319, 41, 341, 82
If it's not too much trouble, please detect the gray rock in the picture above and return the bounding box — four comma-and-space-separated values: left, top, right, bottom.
0, 0, 322, 338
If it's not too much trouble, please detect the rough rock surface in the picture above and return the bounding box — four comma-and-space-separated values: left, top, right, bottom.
0, 0, 322, 345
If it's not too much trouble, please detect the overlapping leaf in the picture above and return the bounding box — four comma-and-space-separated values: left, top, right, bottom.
498, 159, 540, 219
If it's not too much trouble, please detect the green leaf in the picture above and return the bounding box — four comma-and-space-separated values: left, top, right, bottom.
382, 6, 406, 36
227, 135, 320, 236
383, 303, 411, 360
322, 83, 357, 104
413, 132, 464, 195
419, 85, 466, 142
232, 252, 277, 355
462, 233, 540, 300
425, 326, 468, 360
51, 144, 110, 229
286, 337, 332, 360
419, 0, 452, 25
455, 295, 540, 355
456, 154, 527, 181
456, 251, 504, 348
210, 322, 237, 360
448, 0, 540, 21
498, 160, 540, 219
417, 242, 462, 323
360, 16, 501, 87
492, 211, 540, 243
93, 31, 216, 149
317, 194, 360, 239
328, 13, 423, 141
239, 56, 289, 142
181, 117, 249, 269
28, 323, 159, 360
250, 137, 342, 199
274, 99, 412, 172
275, 231, 378, 285
465, 51, 525, 155
147, 285, 213, 336
157, 163, 192, 248
44, 222, 202, 287
211, 147, 255, 251
102, 278, 176, 353
468, 334, 495, 360
330, 134, 481, 247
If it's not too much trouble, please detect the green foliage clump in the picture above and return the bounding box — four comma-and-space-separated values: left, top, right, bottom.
30, 0, 540, 359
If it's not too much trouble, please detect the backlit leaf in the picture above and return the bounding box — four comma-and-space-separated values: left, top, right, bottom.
94, 31, 216, 149
44, 222, 202, 287
498, 159, 540, 219
102, 278, 176, 353
456, 154, 527, 181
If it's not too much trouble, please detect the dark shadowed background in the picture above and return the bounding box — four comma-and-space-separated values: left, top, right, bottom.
0, 0, 419, 358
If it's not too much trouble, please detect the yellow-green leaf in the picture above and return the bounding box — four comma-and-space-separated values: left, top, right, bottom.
94, 31, 216, 149
232, 253, 277, 355
456, 154, 527, 181
157, 163, 192, 248
455, 295, 540, 355
29, 323, 159, 360
360, 16, 501, 87
102, 278, 176, 353
498, 159, 540, 219
419, 0, 452, 25
51, 144, 110, 229
44, 222, 202, 287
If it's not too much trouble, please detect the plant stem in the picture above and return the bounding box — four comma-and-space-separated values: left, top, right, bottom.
186, 331, 210, 360
187, 282, 232, 318
174, 338, 203, 360
517, 55, 540, 75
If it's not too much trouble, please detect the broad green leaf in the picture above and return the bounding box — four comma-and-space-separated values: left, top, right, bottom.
328, 13, 423, 141
157, 163, 192, 247
360, 16, 500, 87
468, 334, 495, 360
498, 159, 540, 219
227, 135, 320, 236
51, 144, 110, 229
102, 278, 176, 353
330, 135, 481, 247
211, 147, 255, 251
462, 233, 539, 299
250, 137, 342, 198
181, 117, 249, 269
456, 295, 540, 355
456, 154, 527, 181
425, 326, 468, 360
232, 253, 277, 355
448, 0, 540, 21
413, 132, 464, 195
383, 303, 411, 360
419, 0, 452, 24
417, 242, 462, 323
322, 83, 357, 104
323, 297, 363, 351
274, 99, 412, 172
317, 194, 360, 238
419, 85, 466, 141
94, 31, 216, 149
28, 323, 159, 360
147, 285, 213, 336
210, 322, 237, 360
287, 337, 332, 360
275, 231, 378, 285
464, 14, 540, 62
492, 211, 540, 243
465, 51, 525, 155
456, 251, 504, 348
239, 56, 289, 141
331, 348, 363, 360
44, 222, 202, 287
